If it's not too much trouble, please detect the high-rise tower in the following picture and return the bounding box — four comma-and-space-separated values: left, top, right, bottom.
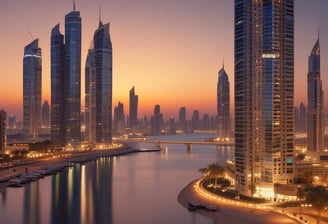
217, 64, 230, 139
0, 110, 6, 153
23, 39, 42, 140
129, 87, 138, 131
51, 5, 81, 148
307, 37, 323, 152
93, 21, 112, 144
234, 0, 294, 198
85, 20, 113, 145
65, 8, 82, 148
51, 24, 65, 146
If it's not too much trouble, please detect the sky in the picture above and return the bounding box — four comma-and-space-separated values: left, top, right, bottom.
0, 0, 327, 120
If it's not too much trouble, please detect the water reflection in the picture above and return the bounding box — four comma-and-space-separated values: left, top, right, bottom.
50, 157, 113, 224
24, 182, 41, 224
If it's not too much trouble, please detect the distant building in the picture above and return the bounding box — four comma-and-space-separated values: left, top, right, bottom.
41, 100, 50, 128
51, 7, 81, 148
151, 105, 162, 135
202, 114, 210, 130
178, 107, 187, 131
0, 110, 6, 153
307, 37, 324, 152
299, 102, 306, 132
191, 110, 200, 131
113, 102, 125, 135
23, 39, 42, 140
168, 117, 176, 135
8, 116, 16, 129
129, 87, 138, 131
217, 64, 230, 138
234, 0, 294, 198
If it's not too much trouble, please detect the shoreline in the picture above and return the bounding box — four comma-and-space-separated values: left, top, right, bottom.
177, 179, 307, 224
0, 147, 154, 183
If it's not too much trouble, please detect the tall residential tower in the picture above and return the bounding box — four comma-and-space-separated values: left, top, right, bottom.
129, 87, 138, 131
217, 64, 230, 139
23, 39, 42, 140
85, 20, 113, 145
51, 6, 81, 148
307, 37, 324, 152
234, 0, 294, 198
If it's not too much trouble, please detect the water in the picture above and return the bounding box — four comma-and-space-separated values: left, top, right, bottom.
0, 133, 234, 224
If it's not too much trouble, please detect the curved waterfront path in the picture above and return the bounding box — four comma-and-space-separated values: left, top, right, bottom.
177, 179, 305, 224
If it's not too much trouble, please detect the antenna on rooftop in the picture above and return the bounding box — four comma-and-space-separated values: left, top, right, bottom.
73, 0, 76, 11
27, 30, 34, 41
99, 5, 102, 23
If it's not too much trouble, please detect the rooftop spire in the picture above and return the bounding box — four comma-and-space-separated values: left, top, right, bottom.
73, 0, 76, 11
99, 6, 102, 23
222, 57, 225, 69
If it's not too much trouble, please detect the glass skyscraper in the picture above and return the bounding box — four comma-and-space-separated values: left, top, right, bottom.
51, 24, 65, 146
85, 21, 113, 145
217, 64, 230, 139
307, 37, 323, 152
51, 8, 81, 148
23, 39, 42, 140
234, 0, 294, 198
65, 10, 82, 148
129, 86, 138, 131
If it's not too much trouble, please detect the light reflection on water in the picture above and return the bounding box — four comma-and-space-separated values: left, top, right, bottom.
0, 133, 234, 224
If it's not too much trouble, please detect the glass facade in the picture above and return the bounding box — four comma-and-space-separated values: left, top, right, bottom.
307, 38, 323, 152
129, 87, 138, 131
217, 65, 230, 138
85, 21, 112, 145
51, 24, 65, 146
23, 39, 42, 140
65, 11, 82, 148
234, 0, 294, 197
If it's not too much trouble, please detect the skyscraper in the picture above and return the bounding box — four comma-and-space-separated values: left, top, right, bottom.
0, 110, 6, 153
129, 87, 138, 131
85, 20, 113, 145
41, 100, 50, 128
217, 64, 230, 138
65, 8, 82, 147
113, 102, 125, 135
151, 105, 162, 135
299, 102, 306, 132
85, 48, 96, 143
51, 24, 65, 146
307, 37, 324, 152
234, 0, 294, 198
23, 39, 42, 140
178, 107, 187, 131
51, 6, 81, 148
94, 20, 112, 144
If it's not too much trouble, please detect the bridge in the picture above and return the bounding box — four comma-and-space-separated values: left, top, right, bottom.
121, 138, 234, 152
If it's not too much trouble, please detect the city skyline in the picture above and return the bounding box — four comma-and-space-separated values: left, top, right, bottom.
0, 0, 327, 120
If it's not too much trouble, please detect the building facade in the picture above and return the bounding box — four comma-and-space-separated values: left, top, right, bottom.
217, 64, 230, 138
0, 110, 6, 153
234, 0, 294, 198
84, 21, 113, 145
65, 10, 82, 148
129, 86, 138, 131
41, 100, 50, 128
113, 102, 125, 135
23, 39, 42, 140
307, 37, 324, 152
51, 7, 81, 148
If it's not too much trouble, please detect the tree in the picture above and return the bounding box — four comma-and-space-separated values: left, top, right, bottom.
199, 163, 225, 187
297, 186, 305, 217
306, 186, 328, 224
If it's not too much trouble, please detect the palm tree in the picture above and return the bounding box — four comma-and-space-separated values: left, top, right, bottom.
305, 186, 328, 224
207, 163, 225, 187
296, 186, 305, 217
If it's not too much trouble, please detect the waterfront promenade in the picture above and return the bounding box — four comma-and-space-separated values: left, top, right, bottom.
0, 147, 139, 182
177, 179, 325, 224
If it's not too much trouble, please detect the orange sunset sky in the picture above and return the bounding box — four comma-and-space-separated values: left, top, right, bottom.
0, 0, 327, 120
